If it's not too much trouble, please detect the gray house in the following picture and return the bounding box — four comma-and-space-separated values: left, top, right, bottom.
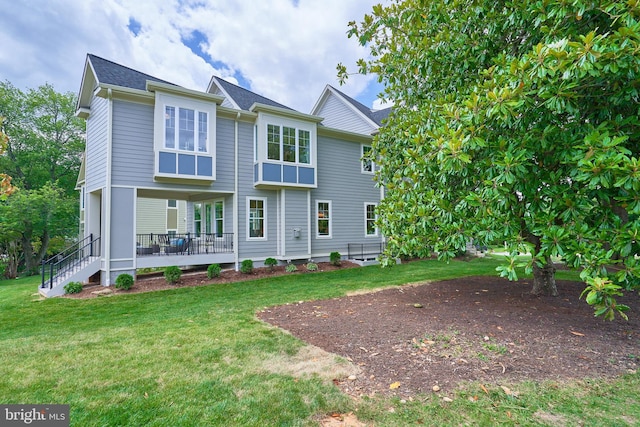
40, 54, 389, 297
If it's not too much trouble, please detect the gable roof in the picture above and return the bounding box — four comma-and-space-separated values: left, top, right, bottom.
326, 85, 392, 127
207, 75, 294, 112
87, 54, 176, 91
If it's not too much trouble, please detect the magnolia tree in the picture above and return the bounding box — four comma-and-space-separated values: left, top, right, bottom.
339, 0, 640, 318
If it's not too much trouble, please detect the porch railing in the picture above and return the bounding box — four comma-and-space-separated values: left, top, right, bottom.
41, 234, 101, 289
136, 233, 234, 256
347, 241, 386, 261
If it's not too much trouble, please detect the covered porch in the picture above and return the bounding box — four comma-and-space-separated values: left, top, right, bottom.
135, 232, 235, 269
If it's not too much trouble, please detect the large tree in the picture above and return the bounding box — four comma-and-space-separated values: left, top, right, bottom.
340, 0, 640, 318
0, 82, 85, 275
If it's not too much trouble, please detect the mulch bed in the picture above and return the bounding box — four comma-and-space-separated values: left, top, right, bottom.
64, 261, 359, 299
258, 276, 640, 397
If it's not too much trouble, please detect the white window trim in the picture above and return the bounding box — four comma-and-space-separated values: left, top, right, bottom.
316, 200, 332, 239
246, 196, 267, 241
266, 123, 312, 165
361, 144, 374, 174
153, 91, 217, 177
166, 199, 178, 234
256, 113, 316, 168
364, 202, 378, 237
213, 199, 225, 238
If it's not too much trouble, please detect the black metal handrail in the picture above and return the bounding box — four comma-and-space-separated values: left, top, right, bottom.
41, 234, 101, 289
347, 241, 386, 260
135, 232, 234, 256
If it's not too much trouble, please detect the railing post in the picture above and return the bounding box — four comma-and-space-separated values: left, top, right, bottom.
41, 260, 45, 288
89, 233, 93, 257
49, 263, 54, 289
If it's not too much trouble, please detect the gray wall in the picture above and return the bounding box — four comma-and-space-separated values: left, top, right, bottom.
85, 96, 108, 192
110, 101, 235, 194
282, 189, 309, 258
316, 94, 376, 135
310, 134, 382, 257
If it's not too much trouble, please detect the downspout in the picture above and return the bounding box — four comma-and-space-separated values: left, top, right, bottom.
380, 182, 385, 245
104, 88, 113, 286
234, 112, 240, 271
307, 190, 311, 258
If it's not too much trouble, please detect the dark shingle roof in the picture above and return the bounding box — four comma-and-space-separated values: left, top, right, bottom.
88, 54, 177, 91
211, 76, 294, 112
329, 85, 392, 127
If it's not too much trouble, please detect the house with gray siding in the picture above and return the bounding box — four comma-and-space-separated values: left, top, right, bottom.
40, 54, 388, 297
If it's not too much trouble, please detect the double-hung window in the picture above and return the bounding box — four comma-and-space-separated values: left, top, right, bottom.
361, 145, 374, 173
316, 201, 332, 238
248, 198, 266, 239
164, 106, 208, 153
365, 203, 378, 236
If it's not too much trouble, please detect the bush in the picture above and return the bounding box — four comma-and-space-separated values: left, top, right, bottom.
207, 263, 222, 279
306, 262, 318, 272
115, 273, 134, 290
240, 259, 254, 274
64, 281, 82, 294
285, 263, 297, 273
329, 251, 342, 266
264, 257, 278, 271
164, 266, 182, 285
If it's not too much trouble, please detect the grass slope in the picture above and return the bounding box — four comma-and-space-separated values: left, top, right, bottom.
0, 258, 637, 426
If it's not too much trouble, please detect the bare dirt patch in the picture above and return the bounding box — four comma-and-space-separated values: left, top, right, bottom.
257, 276, 640, 397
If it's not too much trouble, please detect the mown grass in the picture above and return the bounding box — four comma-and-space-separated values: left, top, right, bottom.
0, 257, 637, 426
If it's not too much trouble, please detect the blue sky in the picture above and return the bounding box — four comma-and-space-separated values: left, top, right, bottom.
0, 0, 387, 113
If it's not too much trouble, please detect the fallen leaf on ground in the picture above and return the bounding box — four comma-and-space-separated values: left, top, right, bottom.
570, 331, 585, 336
500, 385, 519, 397
389, 381, 401, 389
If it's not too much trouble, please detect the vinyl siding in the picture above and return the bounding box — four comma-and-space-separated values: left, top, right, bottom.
110, 100, 235, 193
236, 121, 279, 260
85, 95, 108, 192
316, 94, 377, 135
282, 189, 309, 257
310, 134, 382, 256
136, 198, 187, 234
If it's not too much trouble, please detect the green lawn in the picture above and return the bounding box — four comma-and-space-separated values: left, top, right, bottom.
0, 257, 637, 426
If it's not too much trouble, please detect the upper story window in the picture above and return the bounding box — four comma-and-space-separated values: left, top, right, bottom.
361, 145, 374, 173
265, 123, 311, 164
164, 106, 208, 152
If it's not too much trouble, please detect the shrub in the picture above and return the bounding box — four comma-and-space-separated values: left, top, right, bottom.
240, 259, 254, 274
115, 273, 134, 290
207, 263, 222, 279
64, 281, 83, 294
329, 251, 342, 266
164, 266, 182, 285
285, 263, 297, 273
306, 262, 318, 272
264, 257, 278, 271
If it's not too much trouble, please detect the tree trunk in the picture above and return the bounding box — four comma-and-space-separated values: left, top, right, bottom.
527, 234, 559, 297
21, 232, 38, 276
531, 256, 558, 296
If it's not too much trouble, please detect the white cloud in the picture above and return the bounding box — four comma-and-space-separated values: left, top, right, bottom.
0, 0, 384, 112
